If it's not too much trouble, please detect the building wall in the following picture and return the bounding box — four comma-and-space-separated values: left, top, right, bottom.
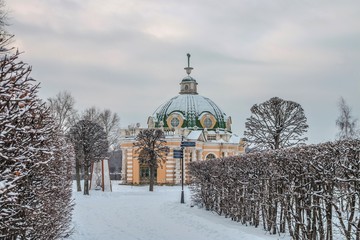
120, 134, 244, 185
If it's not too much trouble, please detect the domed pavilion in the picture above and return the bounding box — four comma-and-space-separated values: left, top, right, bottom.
120, 54, 244, 184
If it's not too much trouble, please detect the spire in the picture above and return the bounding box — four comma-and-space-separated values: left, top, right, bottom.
180, 53, 198, 95
184, 53, 193, 75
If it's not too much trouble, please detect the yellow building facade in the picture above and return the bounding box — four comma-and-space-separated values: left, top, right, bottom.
120, 55, 244, 184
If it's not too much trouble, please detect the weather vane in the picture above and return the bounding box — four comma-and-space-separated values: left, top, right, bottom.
184, 53, 193, 75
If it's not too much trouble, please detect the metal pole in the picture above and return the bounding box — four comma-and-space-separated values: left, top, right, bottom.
180, 136, 185, 203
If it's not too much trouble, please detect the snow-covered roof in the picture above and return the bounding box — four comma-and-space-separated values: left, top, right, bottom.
186, 130, 203, 140
209, 138, 226, 143
153, 94, 228, 129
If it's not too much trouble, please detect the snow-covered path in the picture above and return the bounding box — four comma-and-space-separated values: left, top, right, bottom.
70, 183, 287, 240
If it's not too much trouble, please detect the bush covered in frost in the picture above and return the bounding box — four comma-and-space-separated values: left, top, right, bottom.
0, 51, 74, 239
189, 140, 360, 240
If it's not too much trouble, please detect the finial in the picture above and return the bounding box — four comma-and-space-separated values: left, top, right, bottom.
184, 53, 193, 75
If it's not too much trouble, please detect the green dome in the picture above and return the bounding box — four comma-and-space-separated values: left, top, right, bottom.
152, 93, 229, 130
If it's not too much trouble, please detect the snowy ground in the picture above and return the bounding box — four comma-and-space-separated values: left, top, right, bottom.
70, 181, 289, 240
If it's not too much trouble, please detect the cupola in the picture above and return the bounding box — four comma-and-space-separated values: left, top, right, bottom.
179, 53, 198, 95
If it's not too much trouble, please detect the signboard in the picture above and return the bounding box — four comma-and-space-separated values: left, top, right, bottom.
173, 149, 183, 159
180, 141, 196, 147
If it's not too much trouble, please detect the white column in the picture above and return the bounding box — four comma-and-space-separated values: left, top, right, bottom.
197, 149, 203, 161
192, 148, 196, 162
121, 149, 127, 181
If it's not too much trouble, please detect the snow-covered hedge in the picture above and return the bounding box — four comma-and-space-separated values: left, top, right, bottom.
0, 52, 74, 239
189, 140, 360, 239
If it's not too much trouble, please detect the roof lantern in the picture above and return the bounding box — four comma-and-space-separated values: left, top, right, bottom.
180, 53, 198, 95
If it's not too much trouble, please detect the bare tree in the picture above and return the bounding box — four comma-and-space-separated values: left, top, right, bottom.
74, 107, 120, 190
47, 90, 77, 133
82, 106, 120, 148
0, 0, 5, 25
82, 106, 100, 122
99, 109, 120, 148
134, 129, 169, 191
69, 120, 109, 195
336, 97, 359, 140
0, 0, 13, 54
244, 97, 308, 151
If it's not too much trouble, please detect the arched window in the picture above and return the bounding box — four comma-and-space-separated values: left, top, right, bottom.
206, 153, 216, 160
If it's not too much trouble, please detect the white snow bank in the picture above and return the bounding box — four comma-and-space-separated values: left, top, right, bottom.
70, 182, 289, 240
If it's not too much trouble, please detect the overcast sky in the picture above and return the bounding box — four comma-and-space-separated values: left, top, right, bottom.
6, 0, 360, 144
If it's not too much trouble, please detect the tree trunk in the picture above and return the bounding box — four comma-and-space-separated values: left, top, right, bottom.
356, 217, 360, 240
325, 202, 332, 240
83, 161, 90, 195
274, 134, 280, 150
75, 156, 82, 191
279, 202, 285, 233
149, 165, 155, 192
295, 195, 301, 239
272, 194, 278, 235
285, 194, 294, 238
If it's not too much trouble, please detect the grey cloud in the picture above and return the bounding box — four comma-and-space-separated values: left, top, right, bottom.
6, 0, 360, 143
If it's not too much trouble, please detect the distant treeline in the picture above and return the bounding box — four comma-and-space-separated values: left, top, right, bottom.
189, 140, 360, 240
